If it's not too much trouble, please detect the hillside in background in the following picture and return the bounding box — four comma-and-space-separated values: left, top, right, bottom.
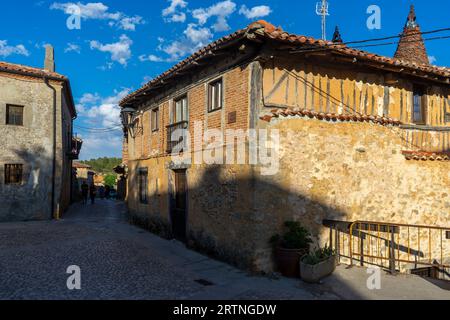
80, 157, 122, 175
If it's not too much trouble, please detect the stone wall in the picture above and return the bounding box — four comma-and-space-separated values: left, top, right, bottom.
253, 116, 449, 272
0, 74, 71, 222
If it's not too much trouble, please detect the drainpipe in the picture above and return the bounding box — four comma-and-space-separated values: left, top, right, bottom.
44, 76, 58, 220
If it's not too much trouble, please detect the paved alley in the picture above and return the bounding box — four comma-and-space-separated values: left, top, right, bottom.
0, 200, 448, 300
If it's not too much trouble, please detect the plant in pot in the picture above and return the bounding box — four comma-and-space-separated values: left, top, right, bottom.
270, 221, 312, 278
300, 246, 337, 283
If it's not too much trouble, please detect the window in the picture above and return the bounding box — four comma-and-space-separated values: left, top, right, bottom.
412, 85, 427, 124
5, 164, 23, 185
171, 95, 188, 124
6, 105, 24, 126
151, 108, 159, 132
208, 79, 223, 112
138, 168, 148, 204
445, 113, 450, 123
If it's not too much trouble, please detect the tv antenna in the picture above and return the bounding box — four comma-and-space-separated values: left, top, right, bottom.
316, 0, 330, 40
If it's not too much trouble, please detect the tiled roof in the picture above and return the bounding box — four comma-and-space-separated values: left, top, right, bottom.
0, 61, 67, 80
73, 162, 92, 169
120, 20, 450, 106
402, 151, 450, 161
251, 21, 449, 77
0, 60, 76, 118
260, 108, 403, 126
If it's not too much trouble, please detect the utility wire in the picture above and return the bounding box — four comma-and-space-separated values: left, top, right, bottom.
74, 124, 123, 132
290, 27, 450, 54
341, 27, 450, 46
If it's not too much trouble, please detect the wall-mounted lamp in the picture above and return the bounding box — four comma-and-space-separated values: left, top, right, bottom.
121, 107, 138, 138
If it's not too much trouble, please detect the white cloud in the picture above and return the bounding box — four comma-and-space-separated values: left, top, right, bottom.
163, 24, 212, 61
162, 0, 188, 23
77, 88, 130, 127
192, 0, 236, 32
139, 54, 165, 62
64, 42, 81, 53
428, 56, 437, 64
239, 5, 271, 19
78, 132, 123, 160
0, 40, 29, 57
79, 92, 100, 104
76, 89, 130, 159
142, 23, 212, 63
90, 35, 132, 66
50, 2, 144, 31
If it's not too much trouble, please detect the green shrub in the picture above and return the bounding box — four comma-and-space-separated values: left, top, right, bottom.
270, 221, 312, 250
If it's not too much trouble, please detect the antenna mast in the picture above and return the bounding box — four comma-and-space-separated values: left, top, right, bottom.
316, 0, 330, 40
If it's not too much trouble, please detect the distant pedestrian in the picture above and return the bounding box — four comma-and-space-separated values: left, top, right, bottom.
99, 186, 106, 199
105, 185, 111, 200
81, 182, 89, 205
89, 184, 97, 205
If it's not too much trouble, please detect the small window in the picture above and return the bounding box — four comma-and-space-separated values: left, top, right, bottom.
138, 168, 148, 204
5, 164, 23, 185
6, 105, 24, 126
445, 113, 450, 123
151, 108, 160, 132
208, 79, 223, 112
412, 85, 427, 125
172, 95, 188, 124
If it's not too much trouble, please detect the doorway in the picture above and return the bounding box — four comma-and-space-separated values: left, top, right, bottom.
171, 170, 187, 242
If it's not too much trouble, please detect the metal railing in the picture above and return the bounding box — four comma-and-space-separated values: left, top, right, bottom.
324, 220, 450, 280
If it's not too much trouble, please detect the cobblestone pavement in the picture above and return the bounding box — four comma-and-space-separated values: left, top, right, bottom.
0, 200, 331, 300
1, 200, 448, 300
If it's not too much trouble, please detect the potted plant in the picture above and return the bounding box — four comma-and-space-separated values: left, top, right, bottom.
300, 246, 337, 283
270, 221, 312, 278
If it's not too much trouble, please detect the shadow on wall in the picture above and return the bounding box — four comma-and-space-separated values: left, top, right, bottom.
0, 146, 53, 222
126, 165, 377, 298
128, 161, 449, 295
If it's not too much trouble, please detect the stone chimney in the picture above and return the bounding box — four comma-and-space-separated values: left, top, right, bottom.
44, 45, 55, 72
394, 5, 429, 65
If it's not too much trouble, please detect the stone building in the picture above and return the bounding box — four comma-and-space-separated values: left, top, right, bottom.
120, 7, 449, 274
0, 46, 79, 222
72, 161, 94, 202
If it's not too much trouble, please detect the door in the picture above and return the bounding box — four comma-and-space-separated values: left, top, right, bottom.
171, 170, 187, 241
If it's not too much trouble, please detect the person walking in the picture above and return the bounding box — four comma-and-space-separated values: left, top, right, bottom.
89, 184, 97, 205
81, 182, 89, 205
105, 185, 111, 200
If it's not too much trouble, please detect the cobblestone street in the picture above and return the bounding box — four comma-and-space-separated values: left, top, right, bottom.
0, 200, 331, 300
0, 200, 448, 300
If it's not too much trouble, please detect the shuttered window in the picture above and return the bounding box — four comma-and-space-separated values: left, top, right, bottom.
412, 85, 427, 125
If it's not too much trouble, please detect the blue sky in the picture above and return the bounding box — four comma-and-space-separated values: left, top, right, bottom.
1, 0, 449, 160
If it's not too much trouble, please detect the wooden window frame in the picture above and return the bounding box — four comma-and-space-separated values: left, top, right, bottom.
412, 85, 427, 125
172, 95, 189, 125
5, 164, 23, 185
151, 107, 160, 132
6, 104, 24, 126
208, 79, 223, 113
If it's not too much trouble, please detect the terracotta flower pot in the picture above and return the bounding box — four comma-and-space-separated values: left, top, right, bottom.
275, 247, 308, 278
300, 255, 337, 283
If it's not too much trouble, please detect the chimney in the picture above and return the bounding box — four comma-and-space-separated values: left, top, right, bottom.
394, 5, 429, 65
44, 45, 55, 72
